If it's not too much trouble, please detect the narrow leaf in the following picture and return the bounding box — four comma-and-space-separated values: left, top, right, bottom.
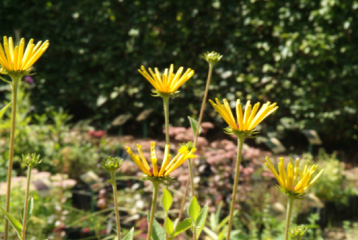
164, 217, 174, 235
188, 116, 201, 136
196, 203, 209, 238
0, 206, 22, 238
121, 227, 134, 240
161, 188, 173, 212
151, 219, 166, 240
188, 197, 200, 222
0, 101, 11, 119
174, 218, 192, 237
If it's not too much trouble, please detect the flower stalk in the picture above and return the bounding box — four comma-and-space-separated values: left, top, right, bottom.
21, 166, 32, 240
147, 181, 160, 240
285, 197, 294, 240
110, 171, 121, 240
177, 52, 221, 227
4, 75, 19, 240
162, 95, 170, 145
226, 135, 244, 240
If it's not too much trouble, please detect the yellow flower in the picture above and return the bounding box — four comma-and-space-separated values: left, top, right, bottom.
0, 36, 49, 73
126, 142, 197, 177
138, 64, 194, 94
265, 157, 324, 194
209, 98, 278, 132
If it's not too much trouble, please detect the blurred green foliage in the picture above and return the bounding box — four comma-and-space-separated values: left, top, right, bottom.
0, 0, 357, 144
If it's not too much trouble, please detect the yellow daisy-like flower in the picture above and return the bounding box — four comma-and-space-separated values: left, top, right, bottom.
126, 142, 197, 177
209, 98, 278, 133
138, 64, 194, 94
0, 36, 49, 73
265, 157, 324, 195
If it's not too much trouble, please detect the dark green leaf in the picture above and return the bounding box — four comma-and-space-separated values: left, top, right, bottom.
196, 203, 209, 238
188, 116, 201, 136
151, 219, 166, 240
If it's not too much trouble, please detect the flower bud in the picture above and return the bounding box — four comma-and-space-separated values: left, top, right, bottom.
289, 225, 308, 240
202, 51, 223, 64
22, 153, 42, 167
101, 156, 123, 171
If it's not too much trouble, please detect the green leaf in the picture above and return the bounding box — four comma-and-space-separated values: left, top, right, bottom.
196, 203, 209, 238
0, 101, 11, 120
174, 218, 192, 237
121, 227, 134, 240
188, 116, 201, 136
188, 197, 200, 222
161, 188, 173, 212
20, 196, 34, 225
164, 217, 174, 235
152, 219, 166, 240
0, 206, 22, 239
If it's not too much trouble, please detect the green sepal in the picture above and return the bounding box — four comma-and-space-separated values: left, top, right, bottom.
224, 127, 259, 138
142, 175, 175, 186
276, 185, 307, 199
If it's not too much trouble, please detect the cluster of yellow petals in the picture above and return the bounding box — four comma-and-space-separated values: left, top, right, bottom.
209, 98, 278, 132
0, 36, 49, 73
126, 142, 197, 177
138, 64, 194, 94
265, 157, 324, 194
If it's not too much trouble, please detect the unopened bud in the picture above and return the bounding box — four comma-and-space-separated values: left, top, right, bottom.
202, 51, 223, 64
22, 153, 42, 167
101, 156, 123, 171
289, 225, 308, 240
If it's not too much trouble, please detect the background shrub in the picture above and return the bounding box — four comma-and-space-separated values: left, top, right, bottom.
1, 0, 357, 149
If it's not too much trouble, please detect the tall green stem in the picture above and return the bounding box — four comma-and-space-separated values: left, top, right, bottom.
162, 96, 170, 145
194, 63, 212, 145
147, 182, 160, 240
5, 75, 19, 240
110, 171, 121, 240
176, 63, 214, 234
285, 197, 294, 240
226, 136, 244, 240
21, 167, 32, 240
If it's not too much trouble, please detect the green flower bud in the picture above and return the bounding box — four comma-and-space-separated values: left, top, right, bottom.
102, 156, 123, 172
22, 153, 42, 167
202, 51, 223, 64
289, 225, 308, 240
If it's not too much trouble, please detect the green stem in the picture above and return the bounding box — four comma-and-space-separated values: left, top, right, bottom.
162, 96, 170, 145
4, 75, 19, 240
226, 136, 244, 240
194, 63, 213, 145
285, 197, 294, 240
110, 171, 121, 240
176, 63, 214, 234
147, 182, 160, 240
21, 167, 32, 240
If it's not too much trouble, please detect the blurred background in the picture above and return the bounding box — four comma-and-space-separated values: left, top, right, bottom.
0, 0, 358, 239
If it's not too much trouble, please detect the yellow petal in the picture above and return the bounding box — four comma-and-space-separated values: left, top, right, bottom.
243, 101, 251, 130
150, 142, 158, 176
236, 100, 244, 131
137, 144, 150, 170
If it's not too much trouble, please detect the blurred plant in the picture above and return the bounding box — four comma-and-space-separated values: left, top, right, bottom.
343, 221, 358, 240
307, 150, 348, 204
203, 202, 229, 240
210, 98, 278, 240
306, 213, 323, 240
